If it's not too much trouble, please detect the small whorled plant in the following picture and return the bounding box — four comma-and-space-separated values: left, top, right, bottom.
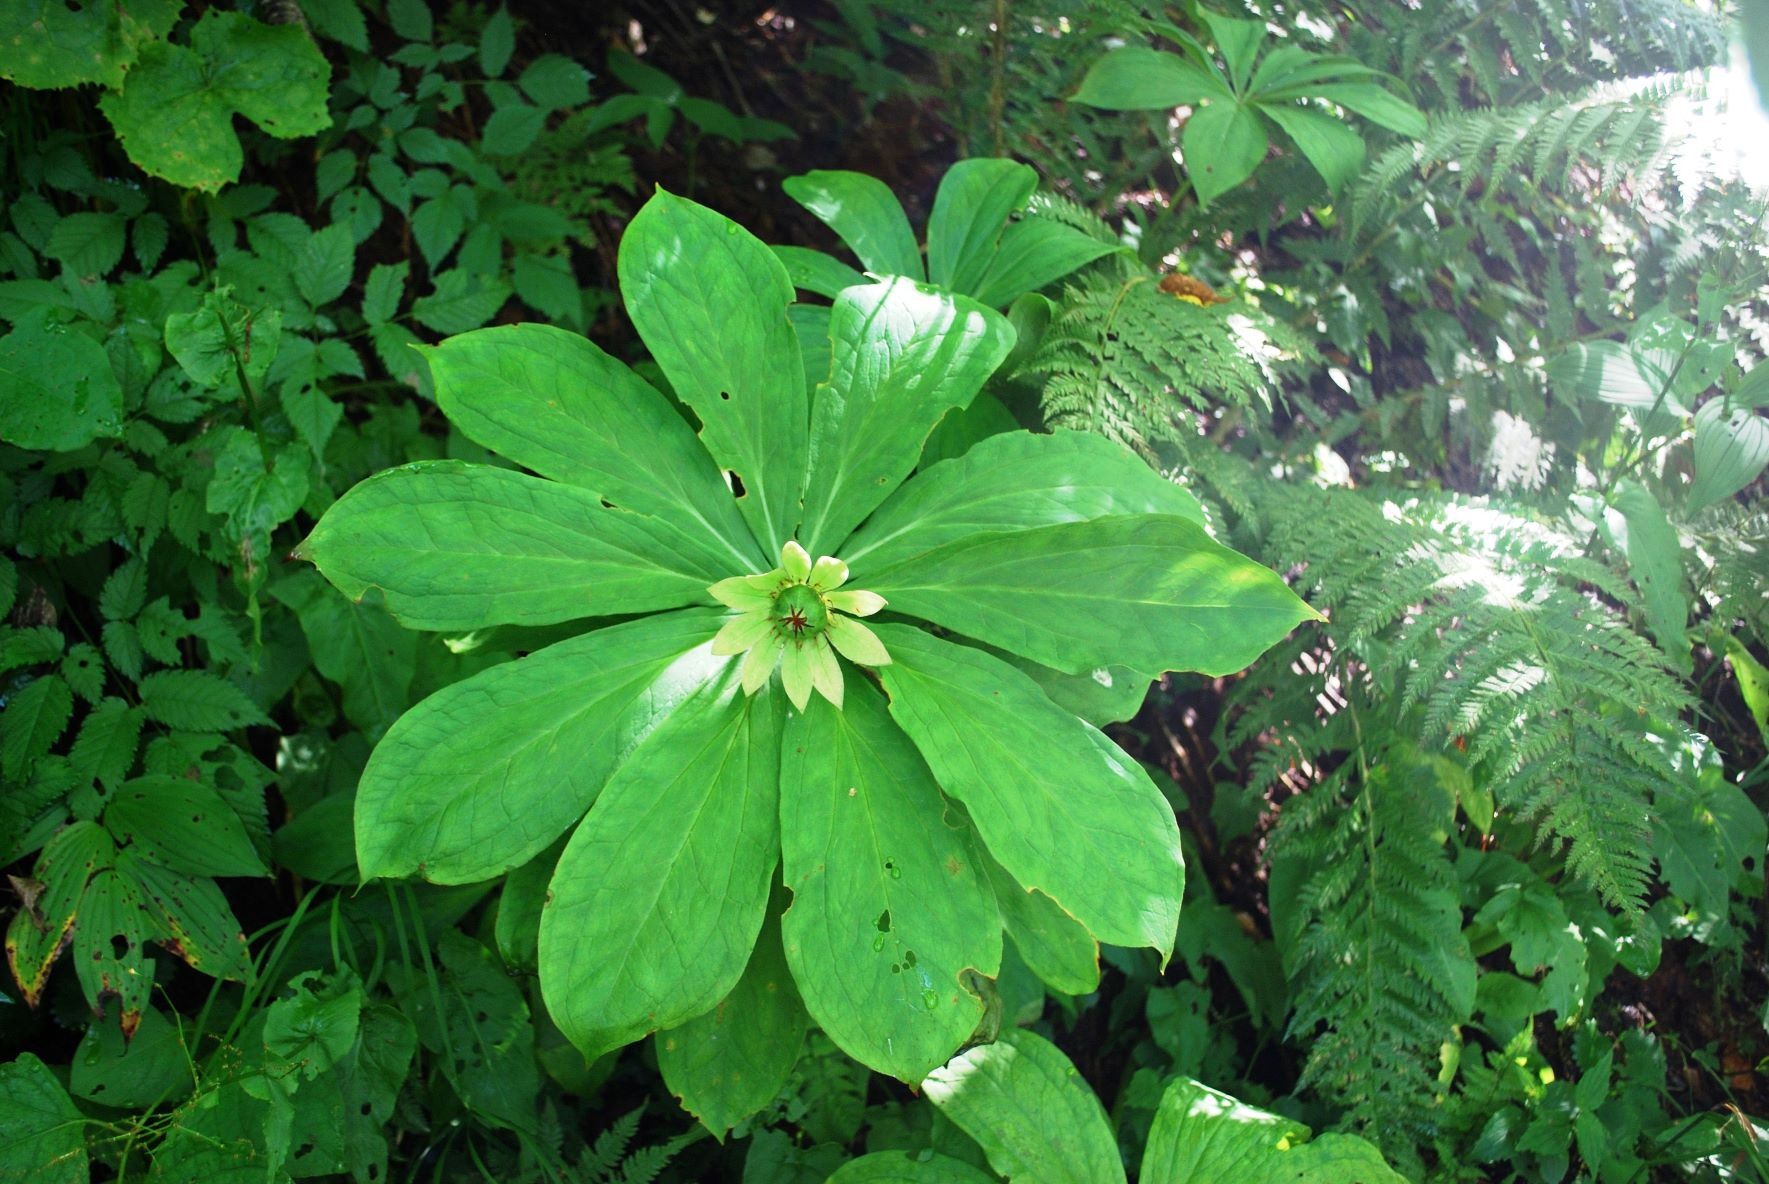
296, 187, 1317, 1127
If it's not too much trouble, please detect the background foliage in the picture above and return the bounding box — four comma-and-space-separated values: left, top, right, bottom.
1, 0, 1766, 1181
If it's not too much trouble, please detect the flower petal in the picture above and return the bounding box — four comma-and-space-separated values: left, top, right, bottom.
741, 631, 783, 695
708, 575, 773, 611
827, 588, 887, 617
711, 612, 774, 656
809, 555, 849, 591
826, 615, 891, 667
781, 639, 815, 711
808, 637, 845, 708
781, 540, 812, 581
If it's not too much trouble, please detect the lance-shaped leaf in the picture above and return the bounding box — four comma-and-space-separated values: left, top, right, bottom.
621, 188, 807, 552
1073, 45, 1232, 109
970, 220, 1126, 309
1261, 103, 1365, 195
1184, 101, 1268, 206
868, 515, 1318, 677
1140, 1076, 1408, 1183
105, 776, 268, 879
74, 869, 152, 1037
296, 461, 714, 631
540, 671, 782, 1062
118, 849, 253, 983
419, 324, 762, 572
923, 1028, 1126, 1184
876, 626, 1182, 958
354, 610, 726, 884
783, 170, 924, 280
6, 821, 113, 1006
845, 429, 1204, 571
926, 159, 1037, 294
779, 684, 1002, 1081
798, 278, 1015, 554
983, 855, 1100, 996
657, 908, 807, 1135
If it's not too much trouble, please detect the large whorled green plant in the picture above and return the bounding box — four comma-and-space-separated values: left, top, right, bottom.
297, 187, 1316, 1127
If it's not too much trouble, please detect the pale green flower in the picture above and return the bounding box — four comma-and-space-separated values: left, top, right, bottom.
708, 540, 890, 711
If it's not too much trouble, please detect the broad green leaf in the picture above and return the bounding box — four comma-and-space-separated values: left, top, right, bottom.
772, 244, 868, 299
71, 1007, 191, 1110
1615, 484, 1690, 675
105, 776, 268, 879
1727, 636, 1769, 745
137, 669, 270, 730
0, 313, 123, 450
867, 515, 1318, 677
420, 323, 761, 573
118, 848, 252, 982
6, 821, 113, 1006
1688, 398, 1769, 510
800, 278, 1015, 554
205, 431, 309, 549
970, 219, 1124, 308
1073, 46, 1230, 109
296, 460, 715, 630
1183, 101, 1269, 206
0, 1054, 87, 1184
783, 170, 924, 280
271, 572, 416, 738
164, 291, 281, 391
520, 54, 592, 109
983, 855, 1100, 995
1141, 1076, 1407, 1183
98, 13, 332, 192
926, 159, 1037, 294
479, 6, 515, 75
1658, 777, 1767, 925
846, 429, 1204, 571
620, 188, 807, 553
779, 684, 1002, 1081
827, 1153, 998, 1184
1002, 652, 1150, 727
354, 610, 725, 883
1260, 103, 1364, 194
540, 670, 782, 1061
1201, 12, 1265, 93
1306, 82, 1428, 138
265, 970, 363, 1080
923, 1028, 1125, 1184
0, 0, 179, 89
74, 868, 153, 1035
657, 910, 807, 1135
1547, 340, 1690, 415
876, 626, 1183, 957
1248, 50, 1384, 93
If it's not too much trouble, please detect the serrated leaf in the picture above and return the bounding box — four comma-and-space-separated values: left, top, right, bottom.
539, 669, 781, 1062
137, 670, 270, 730
412, 269, 511, 333
1, 626, 64, 676
387, 0, 432, 41
46, 211, 125, 277
98, 13, 333, 192
355, 611, 723, 889
482, 102, 547, 155
0, 0, 180, 90
164, 290, 281, 391
296, 222, 355, 307
779, 684, 1001, 1080
101, 621, 143, 682
1, 675, 73, 779
479, 6, 515, 75
68, 699, 143, 790
511, 252, 581, 324
363, 262, 407, 325
877, 626, 1183, 958
657, 910, 807, 1135
520, 54, 592, 109
100, 558, 147, 621
923, 1028, 1125, 1184
296, 460, 719, 631
620, 188, 806, 553
106, 776, 269, 879
798, 277, 1016, 555
60, 644, 103, 702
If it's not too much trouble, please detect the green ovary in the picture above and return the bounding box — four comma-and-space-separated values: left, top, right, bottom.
772, 583, 829, 638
